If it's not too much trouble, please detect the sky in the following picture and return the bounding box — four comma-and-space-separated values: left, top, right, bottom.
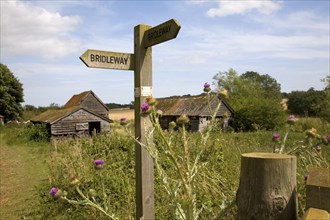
1, 0, 329, 107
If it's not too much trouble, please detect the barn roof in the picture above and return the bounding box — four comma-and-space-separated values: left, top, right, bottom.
31, 107, 113, 124
64, 90, 109, 111
156, 93, 234, 117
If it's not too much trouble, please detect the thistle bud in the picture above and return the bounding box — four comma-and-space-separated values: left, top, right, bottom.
88, 189, 97, 197
146, 96, 157, 106
120, 117, 128, 126
203, 82, 211, 93
140, 103, 151, 117
217, 88, 228, 100
70, 177, 80, 186
94, 159, 105, 170
156, 109, 163, 116
306, 128, 317, 138
169, 121, 177, 129
287, 115, 297, 125
49, 187, 63, 199
272, 133, 280, 143
177, 114, 189, 125
323, 135, 330, 145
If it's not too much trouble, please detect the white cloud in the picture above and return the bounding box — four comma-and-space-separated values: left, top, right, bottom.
206, 0, 282, 17
0, 0, 82, 60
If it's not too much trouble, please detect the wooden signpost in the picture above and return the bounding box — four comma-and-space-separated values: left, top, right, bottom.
80, 18, 181, 220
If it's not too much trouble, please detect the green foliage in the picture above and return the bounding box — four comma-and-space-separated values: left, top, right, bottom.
19, 123, 51, 142
213, 68, 286, 131
0, 63, 24, 122
42, 132, 136, 219
1, 117, 329, 219
320, 75, 330, 122
287, 88, 325, 117
22, 104, 60, 120
241, 71, 282, 100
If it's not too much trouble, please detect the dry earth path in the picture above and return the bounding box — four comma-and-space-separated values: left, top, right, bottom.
0, 136, 48, 219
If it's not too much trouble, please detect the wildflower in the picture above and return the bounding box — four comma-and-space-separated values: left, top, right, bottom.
140, 103, 152, 117
272, 133, 280, 143
169, 121, 177, 129
94, 159, 105, 170
324, 135, 330, 145
287, 115, 297, 125
146, 96, 157, 106
304, 174, 308, 182
217, 88, 228, 100
203, 82, 211, 93
88, 189, 97, 197
156, 109, 163, 116
177, 114, 189, 125
49, 187, 62, 199
70, 177, 80, 186
306, 128, 317, 138
315, 145, 321, 152
120, 117, 128, 126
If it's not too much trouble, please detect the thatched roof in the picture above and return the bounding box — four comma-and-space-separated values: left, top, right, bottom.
156, 94, 234, 117
31, 107, 112, 124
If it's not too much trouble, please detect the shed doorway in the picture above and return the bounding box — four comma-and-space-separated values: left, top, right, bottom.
89, 121, 101, 135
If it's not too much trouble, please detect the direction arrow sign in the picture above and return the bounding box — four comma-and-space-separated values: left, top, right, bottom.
80, 49, 135, 70
143, 19, 181, 48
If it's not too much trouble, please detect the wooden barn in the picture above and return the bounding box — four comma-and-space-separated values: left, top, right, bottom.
156, 94, 234, 132
31, 91, 112, 136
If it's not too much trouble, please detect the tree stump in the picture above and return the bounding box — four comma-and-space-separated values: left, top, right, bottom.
237, 153, 297, 220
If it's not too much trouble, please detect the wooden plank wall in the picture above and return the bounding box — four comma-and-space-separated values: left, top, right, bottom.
51, 109, 110, 135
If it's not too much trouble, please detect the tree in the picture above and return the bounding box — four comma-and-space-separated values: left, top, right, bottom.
287, 88, 325, 117
320, 75, 330, 122
213, 68, 285, 131
0, 63, 24, 122
241, 71, 282, 101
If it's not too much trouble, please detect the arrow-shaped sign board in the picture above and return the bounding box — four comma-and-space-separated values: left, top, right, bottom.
80, 49, 135, 70
143, 19, 181, 48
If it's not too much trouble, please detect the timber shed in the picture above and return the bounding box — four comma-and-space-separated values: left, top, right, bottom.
31, 91, 112, 136
156, 94, 234, 132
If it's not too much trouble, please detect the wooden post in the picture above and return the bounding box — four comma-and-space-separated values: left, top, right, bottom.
306, 167, 330, 212
134, 24, 155, 220
237, 153, 298, 220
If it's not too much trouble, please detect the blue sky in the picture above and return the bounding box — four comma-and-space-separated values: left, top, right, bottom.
1, 0, 329, 107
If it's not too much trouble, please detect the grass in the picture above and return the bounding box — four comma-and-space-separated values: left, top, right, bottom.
0, 125, 50, 219
0, 117, 329, 219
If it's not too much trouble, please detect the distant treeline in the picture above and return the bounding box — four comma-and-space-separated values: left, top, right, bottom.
105, 102, 134, 109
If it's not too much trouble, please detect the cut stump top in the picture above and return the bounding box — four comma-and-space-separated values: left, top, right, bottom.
241, 152, 295, 159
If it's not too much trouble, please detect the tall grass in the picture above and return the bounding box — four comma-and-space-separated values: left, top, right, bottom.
41, 116, 329, 219
1, 116, 328, 219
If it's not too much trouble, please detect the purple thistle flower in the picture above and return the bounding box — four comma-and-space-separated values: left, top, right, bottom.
272, 133, 280, 139
203, 82, 211, 93
120, 117, 128, 126
94, 159, 105, 170
327, 136, 330, 142
287, 115, 297, 125
288, 115, 295, 119
94, 159, 104, 165
141, 103, 150, 112
304, 174, 308, 181
49, 187, 58, 197
204, 82, 210, 88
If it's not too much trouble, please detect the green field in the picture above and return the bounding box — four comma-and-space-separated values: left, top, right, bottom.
0, 117, 329, 219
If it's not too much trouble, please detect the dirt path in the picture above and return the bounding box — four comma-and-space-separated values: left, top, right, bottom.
0, 141, 48, 219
